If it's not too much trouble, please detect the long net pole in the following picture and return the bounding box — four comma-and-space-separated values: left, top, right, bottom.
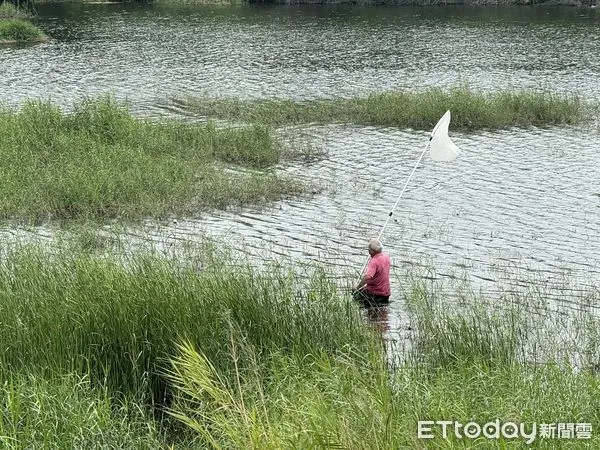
358, 136, 432, 278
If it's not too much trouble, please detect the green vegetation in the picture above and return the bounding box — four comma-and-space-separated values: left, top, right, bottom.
180, 87, 587, 131
167, 340, 397, 449
168, 343, 600, 449
0, 19, 44, 42
0, 2, 29, 19
0, 240, 599, 448
167, 269, 600, 449
0, 242, 371, 448
0, 374, 166, 448
0, 96, 308, 222
0, 242, 369, 406
139, 0, 590, 5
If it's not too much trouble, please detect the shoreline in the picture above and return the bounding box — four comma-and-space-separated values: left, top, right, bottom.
158, 0, 598, 6
0, 36, 49, 45
27, 0, 599, 6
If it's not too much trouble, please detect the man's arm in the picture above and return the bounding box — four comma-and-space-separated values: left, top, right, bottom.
355, 273, 371, 291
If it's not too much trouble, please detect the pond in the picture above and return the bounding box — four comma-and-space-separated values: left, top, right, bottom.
1, 3, 599, 338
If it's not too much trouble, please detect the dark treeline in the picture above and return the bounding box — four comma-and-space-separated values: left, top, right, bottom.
2, 0, 595, 8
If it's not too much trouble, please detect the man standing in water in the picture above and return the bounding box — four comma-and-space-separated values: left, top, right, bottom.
353, 238, 391, 306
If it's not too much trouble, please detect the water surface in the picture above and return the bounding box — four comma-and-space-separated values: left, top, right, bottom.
2, 4, 599, 112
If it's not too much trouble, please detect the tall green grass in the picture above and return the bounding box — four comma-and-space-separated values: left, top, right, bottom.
180, 87, 587, 130
1, 238, 600, 447
0, 374, 167, 449
166, 266, 600, 448
168, 342, 600, 449
0, 19, 43, 42
404, 270, 600, 370
0, 242, 370, 406
167, 340, 397, 450
0, 96, 306, 221
404, 278, 525, 370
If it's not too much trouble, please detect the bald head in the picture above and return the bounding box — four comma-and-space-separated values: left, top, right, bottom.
368, 238, 382, 254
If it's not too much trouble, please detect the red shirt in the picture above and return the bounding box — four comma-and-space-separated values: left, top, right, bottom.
365, 252, 391, 296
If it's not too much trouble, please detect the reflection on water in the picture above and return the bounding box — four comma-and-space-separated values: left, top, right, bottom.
362, 304, 391, 337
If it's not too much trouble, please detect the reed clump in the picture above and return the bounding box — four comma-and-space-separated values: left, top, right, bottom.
404, 278, 525, 370
180, 87, 586, 130
0, 96, 306, 221
167, 340, 398, 449
0, 18, 44, 42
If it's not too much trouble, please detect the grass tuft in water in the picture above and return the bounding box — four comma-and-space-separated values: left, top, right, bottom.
180, 86, 587, 131
404, 278, 524, 370
0, 19, 43, 42
0, 96, 307, 221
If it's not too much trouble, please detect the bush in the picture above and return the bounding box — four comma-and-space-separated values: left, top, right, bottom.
0, 19, 43, 42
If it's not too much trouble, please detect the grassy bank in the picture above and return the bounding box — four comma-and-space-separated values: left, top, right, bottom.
0, 96, 308, 222
0, 242, 372, 447
179, 87, 587, 131
1, 240, 599, 447
0, 18, 45, 43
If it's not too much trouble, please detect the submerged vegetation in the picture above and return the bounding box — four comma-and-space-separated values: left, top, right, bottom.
180, 87, 587, 131
0, 96, 309, 222
0, 239, 599, 448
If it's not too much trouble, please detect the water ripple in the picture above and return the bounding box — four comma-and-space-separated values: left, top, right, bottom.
2, 5, 600, 113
